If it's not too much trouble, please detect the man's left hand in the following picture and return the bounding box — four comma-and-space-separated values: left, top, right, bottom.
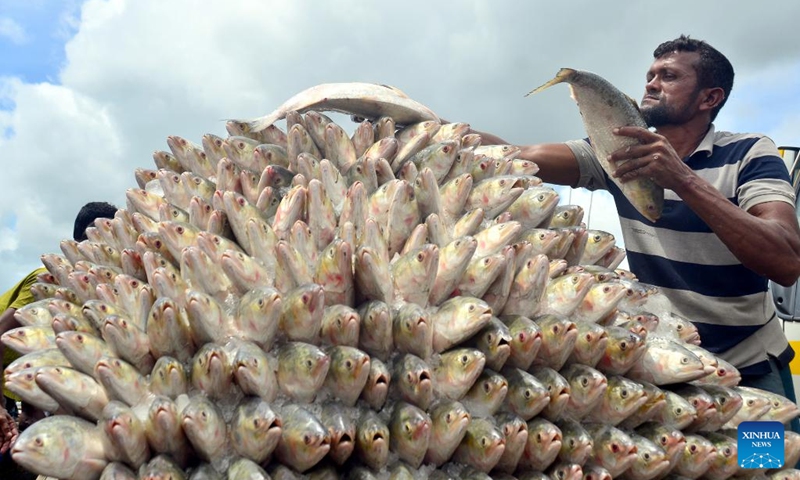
0, 408, 18, 455
608, 126, 695, 190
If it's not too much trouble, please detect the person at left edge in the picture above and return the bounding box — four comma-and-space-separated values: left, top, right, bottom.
0, 201, 118, 457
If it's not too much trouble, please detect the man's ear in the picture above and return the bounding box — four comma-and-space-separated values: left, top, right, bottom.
700, 87, 725, 111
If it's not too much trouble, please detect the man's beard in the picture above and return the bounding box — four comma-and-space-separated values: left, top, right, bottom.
641, 103, 673, 127
641, 92, 700, 127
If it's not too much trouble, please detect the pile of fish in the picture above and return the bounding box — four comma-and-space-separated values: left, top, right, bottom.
3, 81, 800, 480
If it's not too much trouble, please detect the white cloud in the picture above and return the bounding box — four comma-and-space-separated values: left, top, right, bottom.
1, 0, 800, 289
0, 17, 27, 44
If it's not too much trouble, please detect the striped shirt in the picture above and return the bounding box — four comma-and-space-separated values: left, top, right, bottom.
566, 125, 796, 374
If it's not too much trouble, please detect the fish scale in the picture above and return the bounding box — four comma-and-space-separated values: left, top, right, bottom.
6, 80, 800, 480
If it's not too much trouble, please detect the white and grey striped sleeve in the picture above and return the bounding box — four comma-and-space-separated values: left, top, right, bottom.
565, 139, 608, 191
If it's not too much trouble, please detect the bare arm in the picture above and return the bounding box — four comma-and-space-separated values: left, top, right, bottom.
468, 127, 582, 187
0, 307, 20, 366
611, 126, 800, 287
0, 307, 19, 454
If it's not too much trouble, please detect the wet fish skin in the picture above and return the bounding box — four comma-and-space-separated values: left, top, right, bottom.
528, 68, 663, 221
229, 397, 282, 465
389, 402, 432, 468
275, 405, 331, 473
11, 415, 110, 479
425, 400, 472, 466
452, 417, 506, 473
231, 83, 439, 133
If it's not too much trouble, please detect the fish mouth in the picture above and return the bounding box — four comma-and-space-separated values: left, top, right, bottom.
417, 370, 432, 387
373, 373, 389, 387
269, 418, 282, 430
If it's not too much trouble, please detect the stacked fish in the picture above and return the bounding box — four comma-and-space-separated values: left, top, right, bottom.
3, 82, 800, 480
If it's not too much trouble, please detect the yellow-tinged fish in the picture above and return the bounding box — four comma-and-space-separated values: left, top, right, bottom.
425, 400, 472, 467
12, 415, 111, 479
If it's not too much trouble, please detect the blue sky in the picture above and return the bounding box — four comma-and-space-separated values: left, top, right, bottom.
1, 0, 800, 290
0, 1, 81, 85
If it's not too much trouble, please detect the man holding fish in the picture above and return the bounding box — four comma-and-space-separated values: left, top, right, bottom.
476, 35, 800, 415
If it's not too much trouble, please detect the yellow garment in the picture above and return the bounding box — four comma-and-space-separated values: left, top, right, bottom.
1, 267, 48, 400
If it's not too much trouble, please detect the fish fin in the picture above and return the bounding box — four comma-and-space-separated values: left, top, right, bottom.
525, 68, 576, 97
624, 93, 641, 112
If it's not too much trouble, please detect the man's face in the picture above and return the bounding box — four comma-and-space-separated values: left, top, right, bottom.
640, 51, 704, 127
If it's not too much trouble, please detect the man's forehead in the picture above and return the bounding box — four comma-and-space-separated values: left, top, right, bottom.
649, 51, 700, 72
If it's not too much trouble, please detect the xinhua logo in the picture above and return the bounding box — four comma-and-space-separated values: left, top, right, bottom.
738, 421, 785, 469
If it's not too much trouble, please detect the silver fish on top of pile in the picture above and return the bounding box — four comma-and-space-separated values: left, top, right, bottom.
6, 81, 800, 480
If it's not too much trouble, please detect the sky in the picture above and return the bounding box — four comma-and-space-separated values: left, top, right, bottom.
1, 0, 800, 291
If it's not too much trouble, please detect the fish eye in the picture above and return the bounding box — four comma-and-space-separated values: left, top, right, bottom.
445, 413, 453, 423
680, 357, 689, 364
675, 407, 683, 414
620, 389, 628, 399
524, 389, 532, 399
483, 382, 491, 393
581, 377, 589, 387
345, 360, 353, 369
660, 435, 668, 445
417, 253, 425, 262
460, 355, 469, 364
747, 399, 755, 406
305, 360, 313, 368
619, 341, 627, 350
304, 434, 312, 445
552, 326, 559, 334
643, 453, 650, 460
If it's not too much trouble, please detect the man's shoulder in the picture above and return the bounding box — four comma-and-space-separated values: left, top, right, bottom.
712, 130, 772, 146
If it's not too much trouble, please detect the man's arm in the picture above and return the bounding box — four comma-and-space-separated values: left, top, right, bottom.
0, 307, 19, 454
673, 183, 800, 287
468, 128, 582, 187
611, 126, 800, 287
0, 307, 20, 365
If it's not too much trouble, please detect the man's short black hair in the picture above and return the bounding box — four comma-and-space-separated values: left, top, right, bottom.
653, 35, 734, 121
73, 201, 118, 241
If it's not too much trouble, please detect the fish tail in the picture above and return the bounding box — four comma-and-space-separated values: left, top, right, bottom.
525, 68, 577, 97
